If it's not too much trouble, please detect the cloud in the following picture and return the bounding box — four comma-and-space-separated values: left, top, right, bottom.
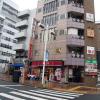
12, 0, 38, 11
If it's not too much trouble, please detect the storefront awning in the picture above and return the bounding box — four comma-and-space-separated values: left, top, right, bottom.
10, 63, 24, 68
32, 60, 64, 67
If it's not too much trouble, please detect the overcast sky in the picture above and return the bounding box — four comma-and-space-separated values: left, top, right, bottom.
12, 0, 100, 21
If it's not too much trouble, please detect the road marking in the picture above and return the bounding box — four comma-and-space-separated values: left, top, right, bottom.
30, 90, 78, 99
0, 93, 25, 100
0, 85, 23, 87
10, 91, 48, 100
19, 90, 68, 100
34, 88, 83, 95
67, 86, 81, 91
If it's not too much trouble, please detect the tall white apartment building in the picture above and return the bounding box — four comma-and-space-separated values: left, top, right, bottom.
14, 9, 36, 66
0, 0, 18, 71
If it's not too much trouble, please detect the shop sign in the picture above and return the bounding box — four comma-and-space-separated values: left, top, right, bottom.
45, 50, 49, 61
97, 72, 100, 86
32, 61, 63, 67
87, 46, 95, 55
86, 13, 94, 22
55, 68, 62, 81
69, 69, 73, 78
87, 29, 94, 38
85, 59, 97, 75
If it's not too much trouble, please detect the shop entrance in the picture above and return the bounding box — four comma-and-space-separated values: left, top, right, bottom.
73, 67, 82, 82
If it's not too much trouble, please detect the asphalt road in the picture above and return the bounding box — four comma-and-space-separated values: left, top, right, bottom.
0, 80, 100, 100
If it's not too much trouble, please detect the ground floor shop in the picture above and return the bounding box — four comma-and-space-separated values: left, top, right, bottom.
8, 61, 97, 85
26, 60, 85, 83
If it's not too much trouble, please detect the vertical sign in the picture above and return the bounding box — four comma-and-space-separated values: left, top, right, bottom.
45, 50, 49, 61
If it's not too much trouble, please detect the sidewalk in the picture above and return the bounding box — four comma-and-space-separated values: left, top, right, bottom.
0, 73, 100, 94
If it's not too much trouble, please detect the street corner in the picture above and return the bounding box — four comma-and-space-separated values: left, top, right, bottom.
67, 86, 100, 94
67, 86, 87, 94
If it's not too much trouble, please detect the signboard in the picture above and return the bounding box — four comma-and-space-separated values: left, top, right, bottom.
87, 29, 94, 38
86, 13, 94, 22
85, 59, 97, 75
55, 68, 62, 81
32, 61, 63, 67
45, 50, 49, 61
87, 46, 95, 55
97, 72, 100, 86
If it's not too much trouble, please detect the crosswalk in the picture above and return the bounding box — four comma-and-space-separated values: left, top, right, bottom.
0, 88, 84, 100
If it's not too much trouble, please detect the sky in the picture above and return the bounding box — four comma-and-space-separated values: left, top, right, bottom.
13, 0, 99, 21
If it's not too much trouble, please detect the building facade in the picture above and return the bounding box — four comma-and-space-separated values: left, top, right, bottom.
14, 9, 36, 66
95, 23, 100, 70
0, 0, 18, 72
31, 0, 97, 84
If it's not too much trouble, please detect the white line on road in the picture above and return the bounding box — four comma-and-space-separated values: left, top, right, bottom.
30, 90, 76, 99
19, 90, 68, 100
0, 85, 23, 87
0, 93, 25, 100
35, 88, 83, 95
10, 91, 48, 100
32, 89, 81, 96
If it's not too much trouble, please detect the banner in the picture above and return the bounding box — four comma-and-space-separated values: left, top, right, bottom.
87, 46, 95, 55
85, 59, 97, 75
28, 38, 33, 59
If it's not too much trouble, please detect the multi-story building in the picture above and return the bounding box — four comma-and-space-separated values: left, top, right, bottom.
0, 0, 18, 72
14, 9, 36, 67
32, 0, 97, 84
95, 23, 100, 70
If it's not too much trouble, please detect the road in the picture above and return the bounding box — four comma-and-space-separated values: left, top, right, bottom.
0, 80, 99, 100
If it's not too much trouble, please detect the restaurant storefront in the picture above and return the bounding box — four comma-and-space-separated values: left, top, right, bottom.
31, 60, 65, 82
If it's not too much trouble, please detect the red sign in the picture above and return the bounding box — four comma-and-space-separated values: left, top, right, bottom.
31, 61, 63, 67
86, 72, 97, 76
28, 37, 33, 59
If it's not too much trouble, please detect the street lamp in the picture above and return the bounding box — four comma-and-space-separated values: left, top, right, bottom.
38, 23, 55, 85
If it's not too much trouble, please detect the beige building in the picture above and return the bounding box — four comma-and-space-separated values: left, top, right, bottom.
31, 0, 97, 84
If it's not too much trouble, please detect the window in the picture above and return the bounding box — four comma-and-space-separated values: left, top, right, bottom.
59, 30, 64, 35
60, 14, 65, 20
43, 0, 58, 14
0, 43, 12, 49
34, 34, 38, 39
38, 8, 42, 13
61, 0, 65, 5
34, 50, 39, 56
43, 13, 57, 26
3, 29, 15, 35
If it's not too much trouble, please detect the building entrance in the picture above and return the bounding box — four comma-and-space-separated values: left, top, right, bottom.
73, 67, 82, 82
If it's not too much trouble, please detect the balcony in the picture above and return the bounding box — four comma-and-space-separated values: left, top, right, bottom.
67, 18, 84, 29
0, 29, 3, 34
18, 10, 30, 18
16, 20, 28, 28
13, 43, 25, 51
0, 20, 4, 27
64, 54, 84, 66
15, 30, 27, 39
66, 34, 84, 47
67, 3, 84, 13
15, 58, 23, 63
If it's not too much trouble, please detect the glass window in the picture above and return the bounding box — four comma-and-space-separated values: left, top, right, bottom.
61, 0, 65, 5
60, 14, 65, 19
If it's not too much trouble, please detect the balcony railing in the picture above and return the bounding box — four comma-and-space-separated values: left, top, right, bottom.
67, 18, 84, 29
13, 43, 25, 51
15, 30, 27, 39
16, 20, 28, 28
66, 34, 84, 47
67, 2, 84, 13
18, 10, 30, 18
64, 54, 84, 66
